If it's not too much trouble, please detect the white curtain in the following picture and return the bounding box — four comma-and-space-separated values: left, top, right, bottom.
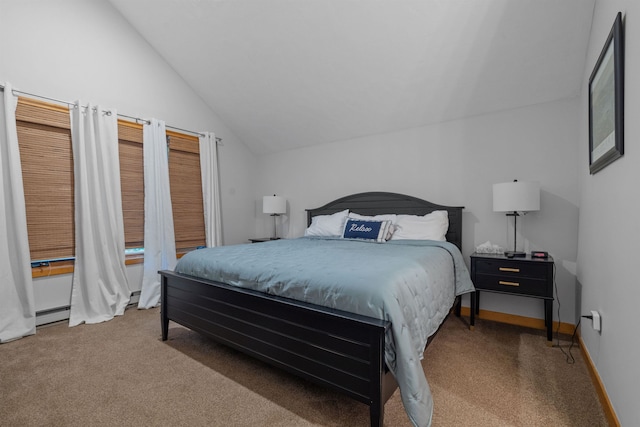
138, 119, 176, 309
0, 83, 36, 342
199, 132, 222, 247
69, 102, 131, 326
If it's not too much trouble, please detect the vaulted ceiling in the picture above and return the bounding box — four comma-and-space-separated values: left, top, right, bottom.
109, 0, 595, 155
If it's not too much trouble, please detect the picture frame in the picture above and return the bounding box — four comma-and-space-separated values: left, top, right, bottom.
588, 12, 624, 174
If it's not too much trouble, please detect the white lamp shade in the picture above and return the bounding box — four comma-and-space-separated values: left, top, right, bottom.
493, 181, 540, 212
263, 195, 286, 214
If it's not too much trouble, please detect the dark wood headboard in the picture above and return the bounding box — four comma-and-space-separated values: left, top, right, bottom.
306, 192, 464, 250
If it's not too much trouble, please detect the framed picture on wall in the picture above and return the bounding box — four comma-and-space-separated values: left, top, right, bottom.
588, 12, 624, 175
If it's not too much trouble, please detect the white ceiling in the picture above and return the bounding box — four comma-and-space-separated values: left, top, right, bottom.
109, 0, 595, 155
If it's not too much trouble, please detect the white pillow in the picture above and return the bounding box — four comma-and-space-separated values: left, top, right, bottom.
390, 210, 449, 241
348, 212, 397, 223
304, 209, 350, 237
348, 213, 397, 240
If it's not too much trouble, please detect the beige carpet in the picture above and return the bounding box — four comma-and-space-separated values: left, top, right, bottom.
0, 307, 607, 426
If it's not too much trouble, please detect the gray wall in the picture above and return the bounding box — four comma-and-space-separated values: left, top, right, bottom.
255, 97, 580, 323
0, 0, 258, 318
577, 1, 639, 424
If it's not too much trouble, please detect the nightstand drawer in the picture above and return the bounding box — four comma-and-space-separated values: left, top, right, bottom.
474, 259, 548, 279
473, 273, 550, 297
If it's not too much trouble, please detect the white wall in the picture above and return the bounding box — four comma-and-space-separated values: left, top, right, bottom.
577, 1, 639, 424
0, 0, 257, 319
3, 0, 632, 420
256, 97, 580, 323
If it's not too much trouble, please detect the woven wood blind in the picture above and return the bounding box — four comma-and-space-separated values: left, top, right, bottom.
118, 122, 144, 248
16, 98, 74, 261
167, 131, 206, 250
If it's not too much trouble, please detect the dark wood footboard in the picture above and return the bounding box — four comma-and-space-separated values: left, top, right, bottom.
160, 270, 397, 427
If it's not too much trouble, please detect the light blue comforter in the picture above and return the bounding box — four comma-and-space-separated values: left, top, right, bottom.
175, 237, 474, 427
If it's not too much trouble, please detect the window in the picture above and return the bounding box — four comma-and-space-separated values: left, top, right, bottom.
16, 98, 74, 263
167, 130, 206, 251
118, 122, 144, 249
16, 97, 206, 276
119, 126, 207, 253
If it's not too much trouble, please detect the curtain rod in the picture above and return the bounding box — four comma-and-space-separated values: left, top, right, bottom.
0, 83, 222, 144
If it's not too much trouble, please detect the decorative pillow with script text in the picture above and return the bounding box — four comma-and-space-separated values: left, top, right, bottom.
342, 219, 392, 243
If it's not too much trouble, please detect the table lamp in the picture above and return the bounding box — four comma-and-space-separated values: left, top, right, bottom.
493, 180, 540, 257
263, 195, 286, 239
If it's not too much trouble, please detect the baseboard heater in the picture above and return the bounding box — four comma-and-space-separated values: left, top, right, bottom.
36, 305, 71, 317
35, 291, 142, 326
128, 290, 141, 305
36, 305, 71, 326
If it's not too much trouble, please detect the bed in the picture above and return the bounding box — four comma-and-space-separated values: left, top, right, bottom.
159, 192, 473, 427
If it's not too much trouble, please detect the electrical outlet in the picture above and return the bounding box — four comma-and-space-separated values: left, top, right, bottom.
590, 310, 601, 332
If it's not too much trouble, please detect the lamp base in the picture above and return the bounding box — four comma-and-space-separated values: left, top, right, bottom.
271, 213, 279, 240
504, 250, 527, 258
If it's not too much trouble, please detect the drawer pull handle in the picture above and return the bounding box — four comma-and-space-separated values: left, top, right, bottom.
499, 280, 520, 287
499, 267, 520, 273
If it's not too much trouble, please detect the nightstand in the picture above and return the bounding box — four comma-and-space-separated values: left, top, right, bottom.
470, 252, 555, 344
248, 237, 280, 243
